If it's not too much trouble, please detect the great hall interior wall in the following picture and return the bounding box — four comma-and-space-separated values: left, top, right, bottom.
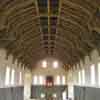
0, 0, 100, 100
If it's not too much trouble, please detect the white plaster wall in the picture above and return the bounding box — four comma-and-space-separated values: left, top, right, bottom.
32, 58, 66, 76
67, 49, 100, 87
0, 48, 25, 88
0, 48, 33, 100
81, 50, 100, 87
67, 49, 100, 100
32, 65, 66, 76
32, 58, 67, 84
24, 70, 32, 99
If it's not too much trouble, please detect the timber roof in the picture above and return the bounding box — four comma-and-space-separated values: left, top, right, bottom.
0, 0, 100, 70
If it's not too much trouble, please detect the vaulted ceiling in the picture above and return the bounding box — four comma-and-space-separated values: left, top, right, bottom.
0, 0, 100, 70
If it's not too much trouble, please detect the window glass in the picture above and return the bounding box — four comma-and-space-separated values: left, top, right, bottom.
78, 71, 81, 85
5, 67, 10, 86
19, 72, 22, 85
33, 75, 38, 85
11, 69, 15, 85
98, 63, 100, 85
90, 64, 95, 85
56, 75, 60, 85
62, 76, 66, 85
82, 69, 85, 85
39, 75, 44, 85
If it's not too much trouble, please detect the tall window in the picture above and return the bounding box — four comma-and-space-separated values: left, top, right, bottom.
39, 75, 44, 85
78, 71, 81, 85
19, 72, 22, 85
82, 69, 85, 85
98, 63, 100, 85
11, 69, 15, 85
33, 75, 38, 85
5, 67, 10, 85
55, 75, 66, 85
56, 75, 60, 85
90, 64, 95, 85
5, 67, 10, 86
62, 76, 66, 85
